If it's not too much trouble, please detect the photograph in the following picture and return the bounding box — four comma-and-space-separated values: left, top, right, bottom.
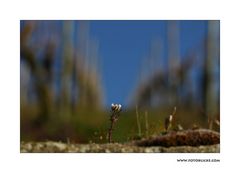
20, 20, 220, 153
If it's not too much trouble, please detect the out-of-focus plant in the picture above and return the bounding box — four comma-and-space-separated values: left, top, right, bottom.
20, 21, 104, 142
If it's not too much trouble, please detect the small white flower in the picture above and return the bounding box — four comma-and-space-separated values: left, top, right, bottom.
111, 103, 122, 112
111, 103, 116, 111
118, 104, 122, 111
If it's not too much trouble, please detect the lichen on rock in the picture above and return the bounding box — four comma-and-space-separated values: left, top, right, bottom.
135, 129, 220, 147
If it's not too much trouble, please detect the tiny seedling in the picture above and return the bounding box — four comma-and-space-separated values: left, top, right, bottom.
108, 103, 122, 143
164, 106, 177, 132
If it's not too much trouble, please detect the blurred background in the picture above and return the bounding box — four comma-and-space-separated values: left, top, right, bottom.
20, 20, 220, 143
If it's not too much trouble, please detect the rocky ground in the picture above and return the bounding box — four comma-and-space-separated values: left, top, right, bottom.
20, 129, 220, 153
21, 141, 220, 153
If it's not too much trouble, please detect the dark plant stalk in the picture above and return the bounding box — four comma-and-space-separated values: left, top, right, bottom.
108, 103, 121, 143
108, 113, 118, 143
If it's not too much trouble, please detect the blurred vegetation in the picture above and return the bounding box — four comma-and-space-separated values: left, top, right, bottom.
21, 21, 104, 143
20, 20, 220, 143
132, 21, 220, 131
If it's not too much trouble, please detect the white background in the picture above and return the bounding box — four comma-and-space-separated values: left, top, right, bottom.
0, 0, 240, 173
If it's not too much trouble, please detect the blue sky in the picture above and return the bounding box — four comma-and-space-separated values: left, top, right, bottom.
21, 20, 211, 108
88, 20, 208, 107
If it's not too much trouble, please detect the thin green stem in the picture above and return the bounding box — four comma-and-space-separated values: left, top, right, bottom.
135, 105, 141, 137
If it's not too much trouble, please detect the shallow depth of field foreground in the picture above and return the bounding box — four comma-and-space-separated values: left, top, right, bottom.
20, 20, 220, 153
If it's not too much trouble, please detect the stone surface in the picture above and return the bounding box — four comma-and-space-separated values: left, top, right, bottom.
20, 141, 220, 153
